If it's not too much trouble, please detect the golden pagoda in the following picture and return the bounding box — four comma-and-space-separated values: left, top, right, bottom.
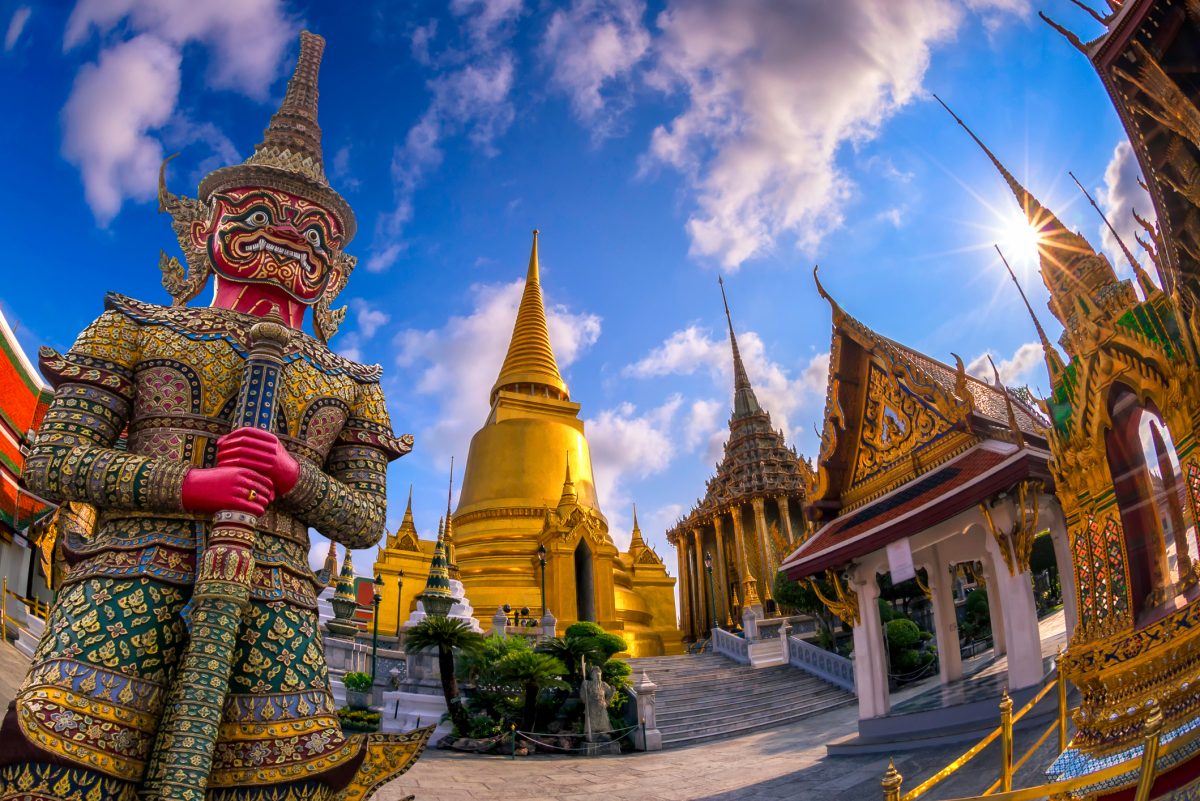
373, 486, 436, 636
452, 231, 683, 656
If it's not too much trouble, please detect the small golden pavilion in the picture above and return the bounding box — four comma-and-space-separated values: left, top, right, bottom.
377, 232, 681, 656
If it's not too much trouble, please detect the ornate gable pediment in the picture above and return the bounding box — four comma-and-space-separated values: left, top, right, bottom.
850, 359, 956, 490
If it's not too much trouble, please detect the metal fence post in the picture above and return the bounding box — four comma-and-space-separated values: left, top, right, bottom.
1057, 666, 1068, 753
1000, 689, 1013, 792
881, 758, 903, 801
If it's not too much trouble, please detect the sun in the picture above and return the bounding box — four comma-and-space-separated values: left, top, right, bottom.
997, 207, 1041, 267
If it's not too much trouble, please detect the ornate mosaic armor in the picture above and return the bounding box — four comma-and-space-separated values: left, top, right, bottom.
0, 294, 418, 800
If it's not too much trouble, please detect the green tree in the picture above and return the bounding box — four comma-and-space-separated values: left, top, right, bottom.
773, 572, 838, 642
405, 617, 484, 735
495, 650, 568, 731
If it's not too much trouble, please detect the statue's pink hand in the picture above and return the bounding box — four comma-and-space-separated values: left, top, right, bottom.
181, 465, 274, 515
216, 427, 300, 495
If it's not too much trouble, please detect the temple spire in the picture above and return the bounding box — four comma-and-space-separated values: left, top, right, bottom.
936, 95, 1121, 335
1068, 171, 1159, 298
418, 522, 454, 617
995, 245, 1067, 388
629, 504, 647, 551
444, 458, 459, 580
558, 455, 577, 511
491, 230, 569, 404
719, 276, 763, 420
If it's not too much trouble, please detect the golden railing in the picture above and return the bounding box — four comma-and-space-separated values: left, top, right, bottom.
883, 651, 1072, 801
1, 576, 49, 645
882, 672, 1173, 801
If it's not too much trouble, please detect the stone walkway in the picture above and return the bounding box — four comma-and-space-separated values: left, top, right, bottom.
0, 631, 1067, 801
381, 695, 1067, 801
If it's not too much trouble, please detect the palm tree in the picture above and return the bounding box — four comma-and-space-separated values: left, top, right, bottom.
405, 617, 484, 735
496, 650, 568, 731
536, 635, 604, 680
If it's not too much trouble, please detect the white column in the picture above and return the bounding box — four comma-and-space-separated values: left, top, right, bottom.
924, 547, 963, 685
982, 557, 1007, 657
1043, 500, 1078, 638
983, 527, 1043, 690
849, 566, 889, 719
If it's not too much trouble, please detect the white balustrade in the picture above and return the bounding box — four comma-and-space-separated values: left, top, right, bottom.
788, 634, 856, 693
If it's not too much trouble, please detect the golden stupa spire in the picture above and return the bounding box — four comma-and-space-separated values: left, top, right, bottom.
935, 95, 1120, 334
995, 245, 1067, 389
718, 276, 763, 420
491, 230, 569, 404
444, 457, 459, 581
629, 504, 646, 550
558, 455, 577, 511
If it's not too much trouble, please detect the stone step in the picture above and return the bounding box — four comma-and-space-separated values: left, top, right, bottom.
628, 654, 856, 747
658, 678, 834, 706
655, 670, 821, 694
661, 696, 856, 748
658, 687, 850, 725
658, 692, 849, 735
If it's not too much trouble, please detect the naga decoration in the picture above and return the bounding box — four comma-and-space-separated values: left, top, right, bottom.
0, 32, 430, 801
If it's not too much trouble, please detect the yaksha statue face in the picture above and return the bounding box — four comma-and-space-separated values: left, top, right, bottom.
198, 187, 345, 305
158, 31, 358, 342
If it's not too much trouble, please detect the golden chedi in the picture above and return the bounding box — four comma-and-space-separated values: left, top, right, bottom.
451, 231, 682, 656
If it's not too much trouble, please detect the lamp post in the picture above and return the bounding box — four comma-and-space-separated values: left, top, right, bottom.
371, 574, 384, 684
537, 544, 547, 616
704, 551, 718, 632
393, 569, 405, 637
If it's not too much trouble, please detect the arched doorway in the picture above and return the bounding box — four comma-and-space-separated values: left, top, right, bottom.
574, 540, 596, 622
1105, 385, 1198, 620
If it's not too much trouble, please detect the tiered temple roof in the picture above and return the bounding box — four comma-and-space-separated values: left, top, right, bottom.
667, 280, 812, 543
0, 307, 52, 537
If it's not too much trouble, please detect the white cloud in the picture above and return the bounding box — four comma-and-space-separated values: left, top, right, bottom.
5, 6, 30, 51
60, 0, 295, 224
967, 342, 1043, 387
586, 396, 681, 549
642, 0, 1026, 270
541, 0, 650, 139
353, 299, 391, 339
62, 35, 181, 223
395, 278, 601, 465
369, 1, 523, 272
64, 0, 295, 98
1098, 140, 1158, 280
625, 322, 828, 444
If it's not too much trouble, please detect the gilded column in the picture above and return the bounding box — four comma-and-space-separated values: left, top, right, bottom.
675, 535, 693, 638
751, 497, 775, 602
776, 495, 796, 543
691, 527, 710, 633
713, 516, 732, 625
729, 505, 762, 613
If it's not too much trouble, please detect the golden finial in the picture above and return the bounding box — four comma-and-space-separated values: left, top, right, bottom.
1038, 12, 1088, 53
1068, 171, 1158, 296
995, 245, 1067, 387
987, 354, 1025, 448
491, 228, 568, 403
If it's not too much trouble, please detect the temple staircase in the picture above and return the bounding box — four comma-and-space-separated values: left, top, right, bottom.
627, 652, 855, 748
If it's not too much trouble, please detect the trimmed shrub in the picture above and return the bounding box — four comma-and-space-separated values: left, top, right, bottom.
885, 619, 921, 650
343, 671, 372, 691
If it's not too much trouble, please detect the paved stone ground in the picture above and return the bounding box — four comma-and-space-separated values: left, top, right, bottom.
378, 699, 1066, 801
0, 636, 1066, 801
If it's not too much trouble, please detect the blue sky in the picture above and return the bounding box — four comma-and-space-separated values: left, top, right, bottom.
0, 1, 1155, 575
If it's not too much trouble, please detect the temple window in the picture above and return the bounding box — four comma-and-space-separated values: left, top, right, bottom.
1105, 385, 1197, 620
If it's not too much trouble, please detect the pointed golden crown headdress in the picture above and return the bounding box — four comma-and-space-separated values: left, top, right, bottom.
199, 31, 355, 240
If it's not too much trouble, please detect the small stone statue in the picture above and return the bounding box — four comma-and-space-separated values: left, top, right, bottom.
580, 663, 615, 741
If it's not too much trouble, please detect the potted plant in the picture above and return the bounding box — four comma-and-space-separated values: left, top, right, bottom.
343, 671, 373, 710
